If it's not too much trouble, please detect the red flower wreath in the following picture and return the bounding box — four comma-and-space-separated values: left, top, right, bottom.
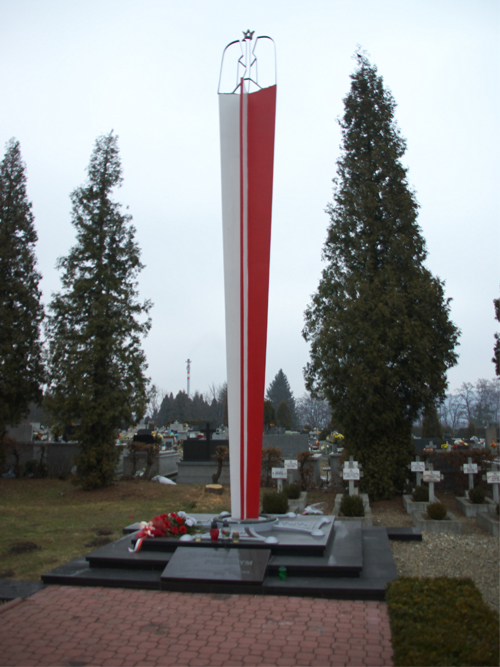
129, 512, 196, 553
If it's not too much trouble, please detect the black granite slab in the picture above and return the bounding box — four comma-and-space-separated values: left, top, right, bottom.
42, 556, 163, 590
86, 522, 360, 578
386, 526, 422, 541
157, 527, 396, 600
267, 520, 362, 577
162, 547, 270, 584
86, 535, 171, 570
0, 580, 46, 601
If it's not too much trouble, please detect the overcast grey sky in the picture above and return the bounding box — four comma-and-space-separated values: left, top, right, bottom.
1, 0, 498, 402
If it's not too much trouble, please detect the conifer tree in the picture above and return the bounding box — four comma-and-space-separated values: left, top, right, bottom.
45, 132, 151, 489
276, 400, 292, 430
421, 404, 443, 439
0, 139, 44, 443
266, 369, 298, 428
263, 400, 276, 431
303, 55, 460, 498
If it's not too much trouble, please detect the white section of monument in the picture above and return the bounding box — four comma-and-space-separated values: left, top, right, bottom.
219, 93, 242, 518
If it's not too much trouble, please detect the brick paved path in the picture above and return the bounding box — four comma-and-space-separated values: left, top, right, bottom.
0, 586, 394, 666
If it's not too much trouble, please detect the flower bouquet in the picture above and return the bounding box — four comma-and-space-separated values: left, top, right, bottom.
129, 511, 197, 553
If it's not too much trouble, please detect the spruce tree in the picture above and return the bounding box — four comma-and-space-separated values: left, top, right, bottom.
0, 139, 44, 442
303, 55, 460, 499
45, 132, 151, 489
276, 400, 292, 430
266, 369, 298, 428
263, 400, 276, 431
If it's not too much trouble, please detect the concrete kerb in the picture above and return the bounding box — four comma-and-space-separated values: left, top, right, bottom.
455, 496, 497, 517
412, 510, 462, 534
476, 511, 500, 536
334, 493, 373, 527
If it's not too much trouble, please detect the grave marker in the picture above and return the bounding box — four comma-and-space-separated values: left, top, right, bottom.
410, 456, 425, 486
272, 466, 287, 493
284, 458, 298, 484
422, 463, 442, 502
485, 470, 500, 504
462, 457, 479, 491
343, 456, 362, 496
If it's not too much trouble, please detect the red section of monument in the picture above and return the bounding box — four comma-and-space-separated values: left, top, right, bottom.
239, 85, 277, 518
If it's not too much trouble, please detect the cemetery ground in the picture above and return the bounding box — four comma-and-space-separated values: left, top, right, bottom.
1, 479, 498, 611
0, 478, 499, 666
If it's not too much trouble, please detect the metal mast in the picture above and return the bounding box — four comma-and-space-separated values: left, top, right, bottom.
186, 358, 191, 398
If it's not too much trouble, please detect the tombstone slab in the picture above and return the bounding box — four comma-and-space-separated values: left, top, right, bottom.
162, 547, 271, 584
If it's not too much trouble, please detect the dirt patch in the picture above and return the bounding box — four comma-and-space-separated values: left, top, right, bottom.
8, 541, 42, 555
85, 536, 113, 548
94, 527, 113, 536
0, 570, 15, 578
370, 496, 407, 513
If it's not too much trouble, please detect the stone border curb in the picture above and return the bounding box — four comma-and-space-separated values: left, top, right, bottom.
412, 510, 462, 534
455, 496, 496, 517
477, 511, 500, 536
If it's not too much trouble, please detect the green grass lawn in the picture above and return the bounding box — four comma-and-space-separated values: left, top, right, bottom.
0, 478, 332, 581
0, 478, 234, 580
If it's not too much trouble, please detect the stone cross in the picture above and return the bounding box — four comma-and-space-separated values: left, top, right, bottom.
409, 455, 425, 486
343, 456, 362, 496
200, 422, 217, 460
422, 463, 442, 502
483, 463, 500, 504
462, 457, 479, 491
272, 467, 287, 493
284, 459, 298, 486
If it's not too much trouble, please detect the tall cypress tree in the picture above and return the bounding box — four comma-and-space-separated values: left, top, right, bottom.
303, 55, 460, 498
0, 139, 44, 443
46, 132, 151, 489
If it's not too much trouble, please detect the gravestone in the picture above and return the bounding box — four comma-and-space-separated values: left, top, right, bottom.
133, 430, 155, 445
162, 547, 271, 584
177, 424, 229, 484
343, 456, 362, 496
182, 422, 227, 462
409, 456, 425, 486
462, 457, 479, 491
284, 458, 298, 485
272, 466, 287, 493
423, 463, 442, 502
484, 469, 500, 504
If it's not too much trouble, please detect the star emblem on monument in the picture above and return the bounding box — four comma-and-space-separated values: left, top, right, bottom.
242, 29, 255, 40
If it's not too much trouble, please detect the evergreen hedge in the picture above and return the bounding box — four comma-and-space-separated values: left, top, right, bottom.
386, 577, 499, 666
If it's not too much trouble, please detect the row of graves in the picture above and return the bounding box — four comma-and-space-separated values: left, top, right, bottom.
403, 455, 500, 536
41, 449, 421, 601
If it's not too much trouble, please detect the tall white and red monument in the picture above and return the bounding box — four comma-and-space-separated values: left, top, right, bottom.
218, 32, 277, 520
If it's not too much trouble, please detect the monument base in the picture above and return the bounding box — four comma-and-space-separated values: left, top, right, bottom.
41, 513, 419, 600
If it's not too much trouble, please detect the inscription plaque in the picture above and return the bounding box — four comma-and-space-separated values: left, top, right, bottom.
162, 547, 271, 584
